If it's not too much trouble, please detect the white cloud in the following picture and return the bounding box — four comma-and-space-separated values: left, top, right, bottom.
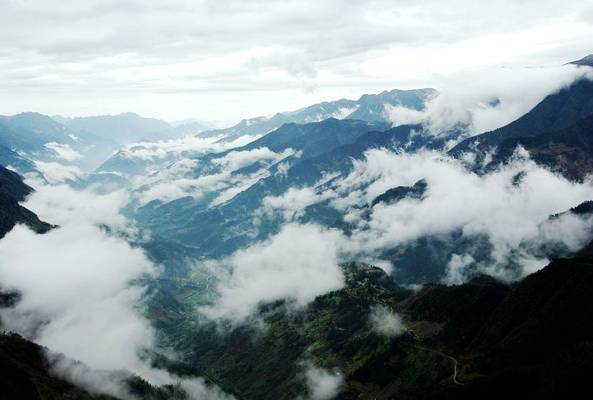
136, 172, 229, 205
48, 355, 133, 399
44, 142, 82, 161
342, 149, 593, 279
303, 364, 344, 400
369, 305, 406, 337
32, 161, 83, 184
212, 147, 297, 172
200, 224, 345, 323
1, 1, 592, 121
23, 184, 134, 235
257, 148, 592, 282
384, 105, 426, 127
386, 66, 593, 136
119, 134, 248, 162
262, 171, 342, 220
211, 169, 270, 206
134, 146, 294, 206
0, 224, 155, 371
443, 254, 476, 285
263, 187, 333, 221
0, 180, 232, 399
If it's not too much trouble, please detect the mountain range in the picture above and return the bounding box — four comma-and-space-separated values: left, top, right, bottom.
1, 56, 593, 400
133, 73, 593, 269
197, 88, 437, 142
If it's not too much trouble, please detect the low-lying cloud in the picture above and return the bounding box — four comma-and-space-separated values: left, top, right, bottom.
0, 181, 232, 399
250, 147, 593, 287
32, 161, 82, 184
303, 364, 344, 400
135, 146, 297, 206
369, 306, 406, 337
200, 223, 345, 323
0, 224, 155, 372
45, 142, 83, 161
342, 149, 593, 279
386, 65, 593, 136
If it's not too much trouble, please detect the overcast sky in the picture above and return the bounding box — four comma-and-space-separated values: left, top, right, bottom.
1, 0, 592, 124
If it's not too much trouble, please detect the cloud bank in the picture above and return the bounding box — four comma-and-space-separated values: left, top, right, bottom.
341, 149, 593, 279
45, 142, 83, 161
303, 364, 344, 400
200, 224, 345, 323
134, 146, 296, 206
0, 182, 232, 399
32, 161, 83, 184
386, 66, 593, 136
245, 147, 593, 290
369, 306, 406, 337
2, 0, 592, 121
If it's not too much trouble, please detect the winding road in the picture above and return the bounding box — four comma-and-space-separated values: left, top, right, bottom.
406, 327, 464, 386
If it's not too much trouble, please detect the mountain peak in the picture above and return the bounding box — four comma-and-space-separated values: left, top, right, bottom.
118, 112, 142, 118
569, 54, 593, 67
12, 111, 53, 120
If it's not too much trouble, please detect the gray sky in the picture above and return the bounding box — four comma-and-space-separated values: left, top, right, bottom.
1, 0, 592, 124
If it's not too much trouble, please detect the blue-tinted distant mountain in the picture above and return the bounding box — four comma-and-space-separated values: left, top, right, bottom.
96, 147, 157, 177
97, 118, 387, 181
135, 122, 459, 258
167, 121, 215, 138
0, 112, 75, 152
59, 112, 175, 144
0, 146, 34, 173
347, 88, 434, 121
0, 112, 117, 171
170, 118, 213, 130
198, 88, 438, 143
569, 54, 593, 67
220, 118, 389, 160
95, 89, 435, 178
0, 122, 38, 175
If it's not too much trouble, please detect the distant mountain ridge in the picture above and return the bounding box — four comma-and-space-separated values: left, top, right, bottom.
134, 121, 459, 258
0, 112, 193, 174
217, 118, 389, 160
198, 88, 438, 143
0, 112, 81, 154
4, 56, 593, 400
0, 112, 117, 171
58, 112, 175, 144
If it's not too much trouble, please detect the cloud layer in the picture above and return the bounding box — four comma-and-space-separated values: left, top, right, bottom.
303, 364, 344, 400
200, 223, 345, 323
342, 149, 593, 279
0, 182, 232, 399
387, 66, 593, 136
1, 0, 592, 121
256, 147, 593, 287
0, 224, 155, 372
